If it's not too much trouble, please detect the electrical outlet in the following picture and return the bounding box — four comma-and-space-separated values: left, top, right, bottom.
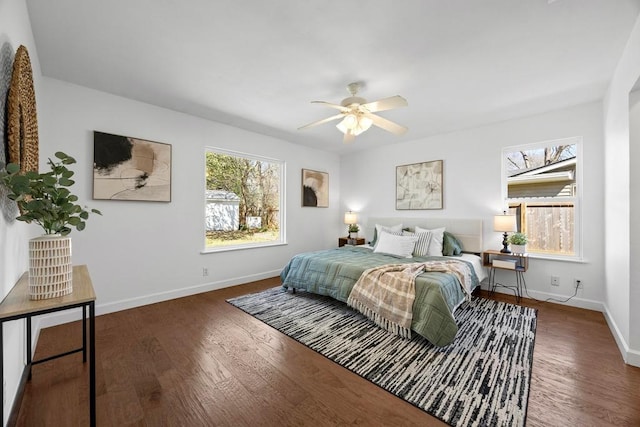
203, 268, 208, 277
575, 279, 583, 289
551, 276, 560, 286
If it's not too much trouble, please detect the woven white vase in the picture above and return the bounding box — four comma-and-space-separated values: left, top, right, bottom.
28, 234, 73, 300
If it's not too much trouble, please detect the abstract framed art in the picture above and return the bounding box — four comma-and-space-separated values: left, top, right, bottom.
396, 159, 443, 210
93, 131, 172, 202
302, 168, 329, 207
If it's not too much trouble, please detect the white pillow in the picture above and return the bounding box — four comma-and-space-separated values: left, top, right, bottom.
374, 231, 418, 258
416, 226, 445, 256
372, 223, 403, 246
403, 230, 432, 257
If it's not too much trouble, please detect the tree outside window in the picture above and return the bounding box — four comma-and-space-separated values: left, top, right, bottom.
205, 148, 284, 249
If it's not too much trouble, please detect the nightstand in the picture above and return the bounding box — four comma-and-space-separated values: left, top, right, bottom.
338, 237, 365, 247
482, 250, 529, 302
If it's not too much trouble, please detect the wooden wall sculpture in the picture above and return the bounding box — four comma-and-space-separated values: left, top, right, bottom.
7, 45, 39, 173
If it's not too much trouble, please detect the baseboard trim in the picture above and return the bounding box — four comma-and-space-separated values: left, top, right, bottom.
37, 269, 282, 329
627, 349, 640, 367
602, 305, 640, 368
481, 284, 604, 312
7, 364, 30, 427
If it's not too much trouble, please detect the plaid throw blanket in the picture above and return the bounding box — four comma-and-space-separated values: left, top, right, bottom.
423, 260, 474, 301
347, 260, 474, 338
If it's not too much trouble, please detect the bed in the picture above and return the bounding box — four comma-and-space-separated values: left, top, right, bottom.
281, 218, 487, 346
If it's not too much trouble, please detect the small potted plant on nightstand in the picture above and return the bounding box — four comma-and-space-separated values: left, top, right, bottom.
508, 232, 528, 254
348, 223, 360, 239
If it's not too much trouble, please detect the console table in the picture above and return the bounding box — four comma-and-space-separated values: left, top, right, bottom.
0, 265, 96, 426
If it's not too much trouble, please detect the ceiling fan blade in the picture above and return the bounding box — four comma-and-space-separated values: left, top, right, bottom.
311, 101, 350, 113
364, 112, 408, 135
298, 113, 345, 130
361, 95, 407, 113
343, 130, 356, 144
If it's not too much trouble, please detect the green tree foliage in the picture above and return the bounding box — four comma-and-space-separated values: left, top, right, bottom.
206, 152, 245, 195
205, 152, 280, 231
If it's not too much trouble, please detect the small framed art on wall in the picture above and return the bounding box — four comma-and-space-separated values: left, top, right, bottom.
302, 168, 329, 207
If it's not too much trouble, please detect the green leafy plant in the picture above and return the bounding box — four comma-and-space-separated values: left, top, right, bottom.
0, 151, 102, 235
348, 224, 360, 233
508, 232, 528, 245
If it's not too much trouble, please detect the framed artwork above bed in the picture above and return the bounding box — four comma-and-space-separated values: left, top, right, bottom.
396, 159, 443, 210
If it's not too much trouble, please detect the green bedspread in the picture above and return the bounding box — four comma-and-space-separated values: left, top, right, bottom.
280, 246, 479, 346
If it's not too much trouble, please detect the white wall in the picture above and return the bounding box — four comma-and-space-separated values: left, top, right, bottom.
341, 101, 605, 309
603, 13, 640, 367
35, 77, 341, 317
630, 89, 640, 355
0, 0, 42, 424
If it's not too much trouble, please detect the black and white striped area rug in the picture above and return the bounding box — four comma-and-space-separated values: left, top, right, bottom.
227, 287, 536, 427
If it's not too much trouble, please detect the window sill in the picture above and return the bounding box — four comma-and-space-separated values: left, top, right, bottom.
525, 253, 587, 263
201, 241, 288, 254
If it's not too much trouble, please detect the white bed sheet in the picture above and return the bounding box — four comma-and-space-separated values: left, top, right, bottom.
456, 253, 488, 286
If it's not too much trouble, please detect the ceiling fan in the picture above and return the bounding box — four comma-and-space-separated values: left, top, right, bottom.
298, 82, 408, 143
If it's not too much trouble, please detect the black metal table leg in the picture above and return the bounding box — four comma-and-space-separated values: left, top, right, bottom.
89, 301, 96, 427
26, 316, 32, 380
82, 305, 87, 363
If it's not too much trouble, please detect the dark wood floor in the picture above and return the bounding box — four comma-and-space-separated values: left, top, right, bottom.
14, 277, 640, 426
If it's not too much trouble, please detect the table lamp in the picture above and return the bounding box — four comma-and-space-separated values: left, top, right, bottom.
494, 212, 517, 253
344, 211, 357, 236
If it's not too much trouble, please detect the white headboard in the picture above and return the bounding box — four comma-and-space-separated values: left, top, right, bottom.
365, 217, 483, 254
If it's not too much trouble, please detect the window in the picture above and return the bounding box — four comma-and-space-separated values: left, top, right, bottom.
503, 137, 581, 258
204, 148, 284, 251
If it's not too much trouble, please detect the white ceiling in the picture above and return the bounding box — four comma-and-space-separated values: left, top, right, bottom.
25, 0, 640, 154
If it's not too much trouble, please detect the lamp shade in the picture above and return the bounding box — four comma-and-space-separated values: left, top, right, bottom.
336, 115, 357, 134
354, 115, 373, 135
493, 214, 517, 232
344, 211, 357, 225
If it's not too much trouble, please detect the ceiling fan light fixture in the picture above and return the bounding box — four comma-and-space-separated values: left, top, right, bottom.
344, 114, 357, 128
336, 114, 356, 133
357, 115, 373, 133
336, 113, 373, 136
336, 119, 348, 134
